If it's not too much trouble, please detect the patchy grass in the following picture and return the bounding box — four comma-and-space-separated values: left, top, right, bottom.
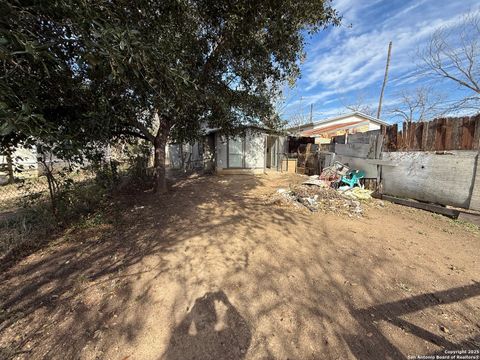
0, 180, 111, 267
396, 281, 413, 292
74, 212, 109, 230
0, 178, 48, 212
0, 205, 55, 259
430, 212, 480, 234
450, 218, 480, 234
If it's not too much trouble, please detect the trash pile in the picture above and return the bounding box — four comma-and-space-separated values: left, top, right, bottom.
267, 162, 375, 217
342, 187, 373, 201
269, 179, 372, 218
270, 183, 362, 216
320, 161, 366, 190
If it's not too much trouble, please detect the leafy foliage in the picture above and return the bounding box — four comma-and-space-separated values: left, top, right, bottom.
1, 0, 340, 191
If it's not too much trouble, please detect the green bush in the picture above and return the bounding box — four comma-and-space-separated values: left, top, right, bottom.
90, 160, 120, 190
0, 203, 55, 259
0, 143, 154, 261
0, 174, 110, 261
54, 182, 109, 224
121, 142, 153, 190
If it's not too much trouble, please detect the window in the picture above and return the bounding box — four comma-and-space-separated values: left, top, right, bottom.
227, 137, 244, 168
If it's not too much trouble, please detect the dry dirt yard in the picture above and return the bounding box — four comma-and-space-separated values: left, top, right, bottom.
0, 173, 479, 360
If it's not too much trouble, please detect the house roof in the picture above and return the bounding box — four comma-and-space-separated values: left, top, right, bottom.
203, 125, 282, 136
320, 112, 389, 126
300, 120, 367, 137
289, 111, 389, 132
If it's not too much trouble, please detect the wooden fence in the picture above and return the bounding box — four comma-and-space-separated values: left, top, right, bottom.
383, 114, 480, 152
328, 117, 480, 212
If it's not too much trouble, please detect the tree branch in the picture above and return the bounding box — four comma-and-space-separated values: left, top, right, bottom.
130, 119, 155, 143
114, 130, 149, 141
421, 12, 480, 96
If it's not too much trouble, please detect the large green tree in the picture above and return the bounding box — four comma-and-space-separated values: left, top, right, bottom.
1, 0, 340, 193
0, 1, 113, 165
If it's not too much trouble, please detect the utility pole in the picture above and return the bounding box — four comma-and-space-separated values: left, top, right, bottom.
309, 103, 313, 123
377, 41, 392, 119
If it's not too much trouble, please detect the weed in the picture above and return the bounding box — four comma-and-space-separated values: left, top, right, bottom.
397, 282, 412, 292
450, 219, 480, 234
76, 211, 108, 230
430, 213, 443, 220
0, 205, 55, 258
0, 179, 109, 264
0, 147, 148, 265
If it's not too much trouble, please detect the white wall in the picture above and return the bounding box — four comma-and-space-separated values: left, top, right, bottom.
166, 130, 284, 172
215, 129, 266, 170
245, 131, 265, 169
382, 151, 477, 209
0, 147, 38, 169
166, 144, 181, 168
215, 133, 227, 170
167, 142, 204, 169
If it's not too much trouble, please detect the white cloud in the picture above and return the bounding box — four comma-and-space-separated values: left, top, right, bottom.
285, 0, 480, 120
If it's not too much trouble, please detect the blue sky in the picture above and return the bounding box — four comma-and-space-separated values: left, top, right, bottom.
281, 0, 480, 124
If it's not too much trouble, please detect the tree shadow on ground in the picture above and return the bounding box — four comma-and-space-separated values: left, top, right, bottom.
1, 172, 479, 359
344, 282, 480, 360
0, 173, 294, 358
162, 290, 251, 360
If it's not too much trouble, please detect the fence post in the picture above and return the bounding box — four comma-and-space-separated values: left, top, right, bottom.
376, 133, 384, 193
468, 152, 480, 211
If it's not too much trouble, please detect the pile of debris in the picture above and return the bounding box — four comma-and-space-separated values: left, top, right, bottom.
267, 175, 373, 217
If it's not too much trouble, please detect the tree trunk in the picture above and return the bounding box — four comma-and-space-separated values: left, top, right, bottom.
6, 152, 14, 184
40, 157, 58, 214
153, 132, 168, 194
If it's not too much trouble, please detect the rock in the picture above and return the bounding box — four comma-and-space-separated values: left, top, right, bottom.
439, 325, 449, 333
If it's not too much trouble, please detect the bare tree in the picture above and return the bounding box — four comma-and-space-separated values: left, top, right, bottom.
288, 111, 312, 135
389, 86, 447, 123
280, 94, 315, 134
342, 93, 377, 117
272, 84, 291, 120
420, 11, 480, 111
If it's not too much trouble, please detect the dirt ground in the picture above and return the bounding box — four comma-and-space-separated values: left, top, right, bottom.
0, 173, 479, 360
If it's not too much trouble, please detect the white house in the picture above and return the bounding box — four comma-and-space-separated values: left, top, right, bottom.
166, 127, 286, 174
289, 112, 389, 144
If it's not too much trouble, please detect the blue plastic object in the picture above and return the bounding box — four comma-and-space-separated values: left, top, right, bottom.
340, 169, 365, 188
